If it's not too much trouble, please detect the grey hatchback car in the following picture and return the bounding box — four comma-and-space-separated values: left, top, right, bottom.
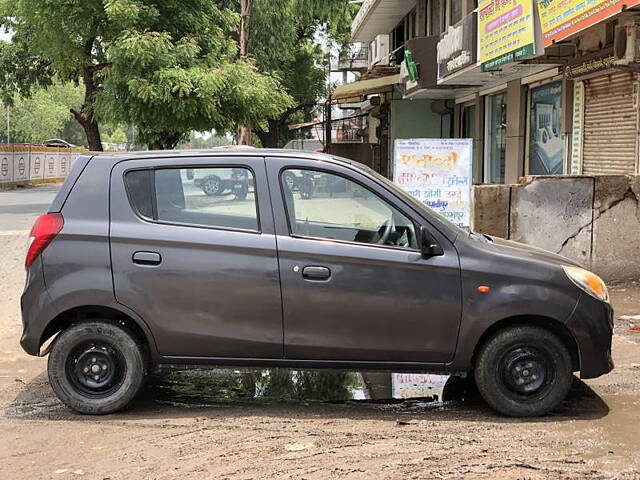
21, 149, 614, 417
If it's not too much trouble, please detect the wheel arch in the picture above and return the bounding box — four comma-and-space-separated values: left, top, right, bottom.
39, 305, 157, 364
470, 315, 580, 373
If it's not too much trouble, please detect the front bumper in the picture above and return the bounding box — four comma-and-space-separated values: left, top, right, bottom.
565, 292, 614, 379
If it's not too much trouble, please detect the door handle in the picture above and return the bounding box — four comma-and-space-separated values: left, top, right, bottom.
302, 266, 331, 281
132, 251, 162, 266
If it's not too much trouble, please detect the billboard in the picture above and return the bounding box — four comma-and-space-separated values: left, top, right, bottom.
393, 138, 473, 228
529, 81, 564, 175
538, 0, 640, 47
479, 0, 537, 71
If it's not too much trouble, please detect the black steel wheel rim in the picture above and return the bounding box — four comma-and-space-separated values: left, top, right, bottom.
498, 346, 553, 397
65, 341, 127, 397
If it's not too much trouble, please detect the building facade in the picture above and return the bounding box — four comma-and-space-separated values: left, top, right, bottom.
332, 0, 640, 184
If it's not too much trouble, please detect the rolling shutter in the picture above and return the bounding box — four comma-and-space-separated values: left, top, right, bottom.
582, 72, 638, 175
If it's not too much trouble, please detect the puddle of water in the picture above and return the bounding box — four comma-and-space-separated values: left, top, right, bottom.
146, 369, 451, 408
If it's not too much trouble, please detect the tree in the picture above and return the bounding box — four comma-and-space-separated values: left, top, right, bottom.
0, 83, 84, 144
248, 0, 357, 148
0, 0, 122, 149
1, 0, 294, 150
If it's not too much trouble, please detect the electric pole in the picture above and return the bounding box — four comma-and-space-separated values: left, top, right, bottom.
238, 0, 252, 145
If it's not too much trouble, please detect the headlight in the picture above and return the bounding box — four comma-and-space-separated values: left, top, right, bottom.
563, 265, 609, 303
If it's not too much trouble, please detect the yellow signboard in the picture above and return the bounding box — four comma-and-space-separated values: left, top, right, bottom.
479, 0, 537, 71
538, 0, 640, 47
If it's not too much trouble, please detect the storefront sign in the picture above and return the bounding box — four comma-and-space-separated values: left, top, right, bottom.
393, 138, 473, 228
529, 81, 564, 175
564, 52, 616, 79
479, 0, 537, 71
570, 80, 585, 174
437, 12, 477, 81
538, 0, 640, 47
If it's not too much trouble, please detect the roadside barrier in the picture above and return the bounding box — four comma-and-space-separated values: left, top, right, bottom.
0, 144, 87, 189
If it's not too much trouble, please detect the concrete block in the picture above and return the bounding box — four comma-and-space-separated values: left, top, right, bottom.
510, 176, 594, 266
591, 175, 640, 282
471, 184, 511, 238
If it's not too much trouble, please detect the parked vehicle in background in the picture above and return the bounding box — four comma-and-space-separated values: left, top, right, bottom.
42, 138, 76, 148
20, 149, 613, 417
189, 167, 251, 199
283, 138, 324, 152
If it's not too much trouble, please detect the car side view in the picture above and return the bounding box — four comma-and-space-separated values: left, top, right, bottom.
20, 149, 614, 416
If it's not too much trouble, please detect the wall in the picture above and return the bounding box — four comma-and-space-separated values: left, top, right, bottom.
390, 97, 451, 144
0, 144, 85, 189
472, 175, 640, 283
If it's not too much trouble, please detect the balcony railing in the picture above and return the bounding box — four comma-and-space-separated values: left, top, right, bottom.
332, 43, 369, 71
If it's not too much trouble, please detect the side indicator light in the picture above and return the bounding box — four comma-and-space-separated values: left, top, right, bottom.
477, 285, 491, 293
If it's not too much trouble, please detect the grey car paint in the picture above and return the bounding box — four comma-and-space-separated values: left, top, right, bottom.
109, 156, 283, 358
20, 149, 613, 381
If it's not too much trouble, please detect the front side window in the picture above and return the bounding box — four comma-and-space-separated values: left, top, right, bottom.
281, 169, 417, 250
125, 166, 259, 231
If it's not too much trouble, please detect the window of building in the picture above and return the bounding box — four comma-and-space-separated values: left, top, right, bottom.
450, 0, 464, 25
461, 103, 476, 139
429, 0, 445, 35
485, 93, 507, 184
125, 167, 259, 231
528, 81, 564, 175
281, 169, 418, 250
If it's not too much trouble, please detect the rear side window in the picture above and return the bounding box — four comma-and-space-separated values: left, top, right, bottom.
124, 170, 153, 218
124, 167, 259, 232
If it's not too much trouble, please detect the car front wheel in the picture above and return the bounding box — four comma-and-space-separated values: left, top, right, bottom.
48, 320, 146, 414
474, 325, 573, 417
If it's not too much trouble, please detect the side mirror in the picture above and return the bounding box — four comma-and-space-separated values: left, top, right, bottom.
420, 226, 444, 258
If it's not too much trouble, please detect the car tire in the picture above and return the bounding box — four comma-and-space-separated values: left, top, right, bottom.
474, 325, 572, 417
48, 320, 146, 415
201, 175, 223, 196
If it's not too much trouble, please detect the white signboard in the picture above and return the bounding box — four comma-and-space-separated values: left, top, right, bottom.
392, 373, 449, 400
393, 138, 473, 227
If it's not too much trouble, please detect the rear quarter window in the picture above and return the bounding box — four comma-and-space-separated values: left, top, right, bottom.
124, 169, 154, 219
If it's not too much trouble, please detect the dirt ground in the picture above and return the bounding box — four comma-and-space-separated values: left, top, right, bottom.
1, 228, 640, 479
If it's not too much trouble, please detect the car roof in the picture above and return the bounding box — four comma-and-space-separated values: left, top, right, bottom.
89, 147, 365, 172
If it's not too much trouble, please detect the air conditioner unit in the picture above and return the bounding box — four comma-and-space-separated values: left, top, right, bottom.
368, 34, 390, 67
614, 19, 640, 66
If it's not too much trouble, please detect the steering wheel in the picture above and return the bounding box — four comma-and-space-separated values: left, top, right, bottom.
377, 215, 396, 245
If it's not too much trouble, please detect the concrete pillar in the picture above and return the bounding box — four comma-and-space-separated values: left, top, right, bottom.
504, 79, 527, 184
416, 0, 427, 37
453, 103, 461, 138
473, 93, 484, 184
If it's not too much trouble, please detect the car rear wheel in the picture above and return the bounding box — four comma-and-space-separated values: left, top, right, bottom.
474, 325, 572, 417
48, 320, 146, 414
201, 175, 224, 196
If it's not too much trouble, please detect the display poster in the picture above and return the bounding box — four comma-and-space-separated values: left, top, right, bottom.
393, 138, 473, 228
529, 80, 564, 175
479, 0, 537, 71
538, 0, 640, 47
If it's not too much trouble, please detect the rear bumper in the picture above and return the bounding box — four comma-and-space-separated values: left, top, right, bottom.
20, 257, 58, 356
566, 293, 614, 379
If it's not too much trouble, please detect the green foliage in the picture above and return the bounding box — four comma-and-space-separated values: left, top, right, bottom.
249, 0, 357, 147
1, 0, 295, 149
0, 83, 84, 144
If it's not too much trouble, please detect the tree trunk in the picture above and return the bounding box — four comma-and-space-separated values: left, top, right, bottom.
71, 64, 103, 151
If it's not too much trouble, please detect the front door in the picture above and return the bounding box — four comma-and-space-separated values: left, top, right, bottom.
267, 158, 462, 364
109, 156, 283, 358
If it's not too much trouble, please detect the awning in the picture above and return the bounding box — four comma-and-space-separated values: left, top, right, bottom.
331, 74, 400, 104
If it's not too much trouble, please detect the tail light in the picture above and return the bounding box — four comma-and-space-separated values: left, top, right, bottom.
25, 213, 64, 269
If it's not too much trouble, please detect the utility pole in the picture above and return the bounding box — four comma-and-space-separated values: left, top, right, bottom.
238, 0, 252, 145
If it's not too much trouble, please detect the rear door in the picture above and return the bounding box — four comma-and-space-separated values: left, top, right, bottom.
109, 156, 283, 358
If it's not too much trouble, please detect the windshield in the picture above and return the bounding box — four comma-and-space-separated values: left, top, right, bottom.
337, 157, 470, 238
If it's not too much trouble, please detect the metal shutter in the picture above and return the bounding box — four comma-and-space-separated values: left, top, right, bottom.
582, 72, 638, 175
